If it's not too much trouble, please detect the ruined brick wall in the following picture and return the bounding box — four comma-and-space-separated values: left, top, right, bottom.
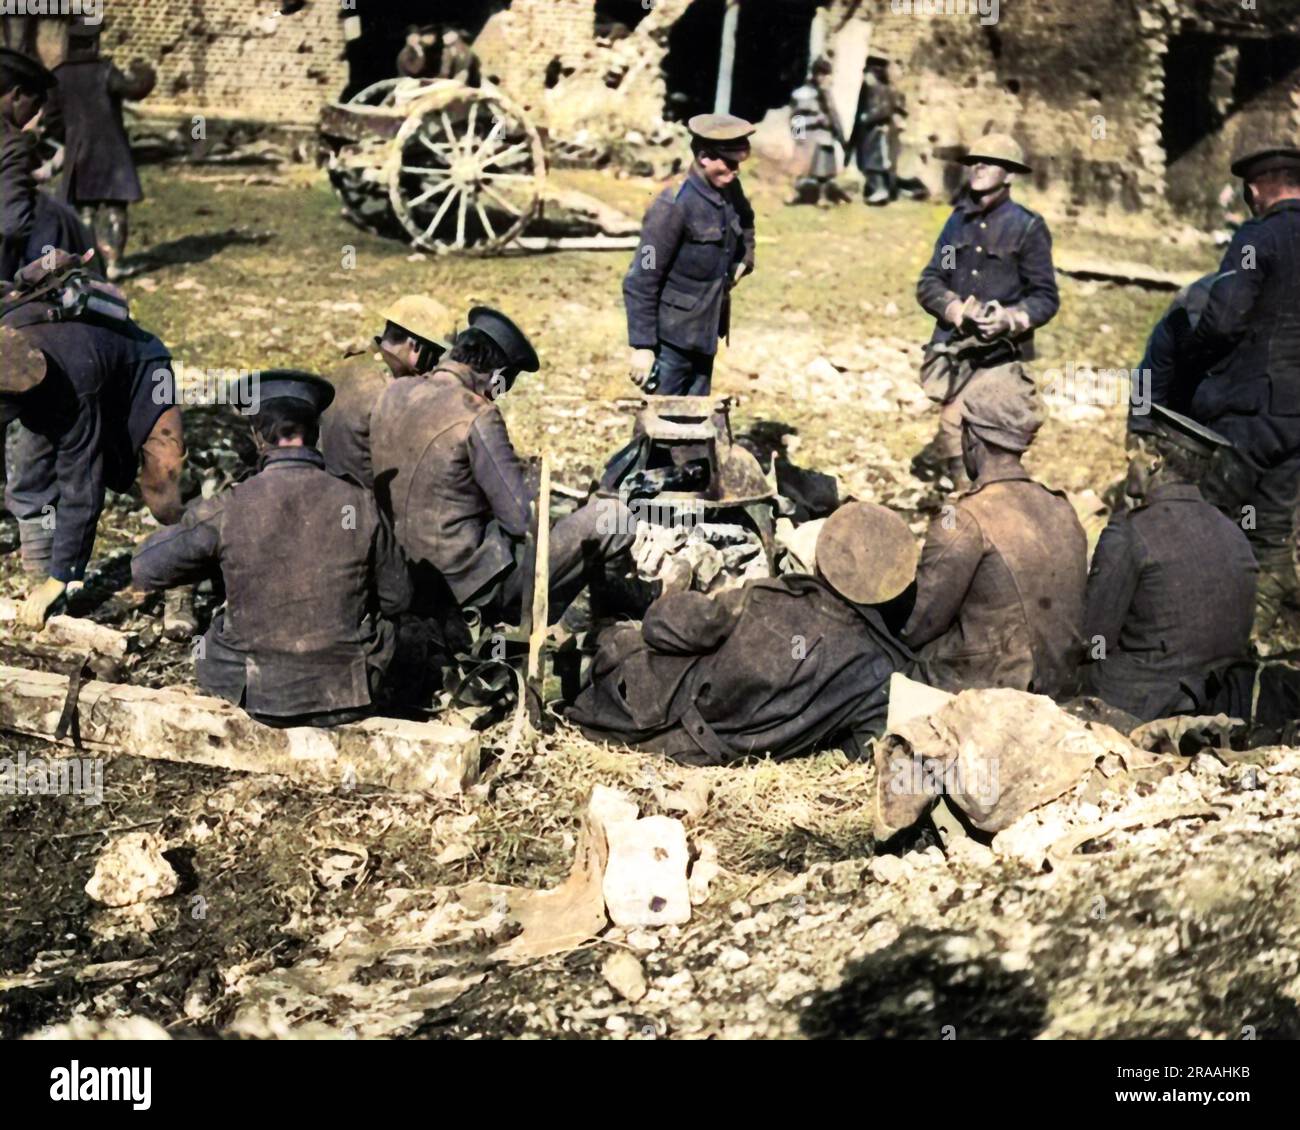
106, 1, 348, 125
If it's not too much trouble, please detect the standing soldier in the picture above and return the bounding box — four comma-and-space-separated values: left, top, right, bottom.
624, 113, 757, 397
786, 58, 847, 208
1176, 146, 1300, 643
848, 52, 902, 206
319, 295, 454, 490
914, 132, 1059, 489
48, 19, 155, 280
0, 46, 56, 282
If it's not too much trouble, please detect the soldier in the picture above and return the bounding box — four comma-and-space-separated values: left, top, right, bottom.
371, 307, 638, 624
903, 368, 1086, 697
1128, 272, 1218, 432
786, 58, 847, 208
624, 113, 757, 397
914, 133, 1059, 489
568, 502, 919, 765
1175, 145, 1300, 642
132, 372, 412, 728
1, 266, 185, 629
47, 19, 156, 280
319, 295, 454, 490
0, 46, 56, 282
1079, 405, 1257, 722
847, 51, 903, 206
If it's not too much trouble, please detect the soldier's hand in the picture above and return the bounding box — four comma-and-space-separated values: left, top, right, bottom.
18, 576, 67, 630
732, 262, 751, 286
943, 298, 966, 328
628, 348, 656, 388
974, 305, 1017, 339
21, 107, 44, 135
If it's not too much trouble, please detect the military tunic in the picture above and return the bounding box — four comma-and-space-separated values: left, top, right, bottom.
319, 350, 391, 490
1079, 483, 1257, 721
903, 466, 1087, 698
2, 305, 173, 582
49, 58, 153, 204
132, 447, 412, 723
569, 575, 915, 765
0, 120, 37, 280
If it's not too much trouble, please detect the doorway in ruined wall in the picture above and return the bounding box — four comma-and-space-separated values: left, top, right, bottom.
662, 0, 821, 123
1161, 30, 1300, 164
342, 0, 509, 98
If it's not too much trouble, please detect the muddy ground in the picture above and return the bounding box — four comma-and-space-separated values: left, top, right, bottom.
3, 158, 1297, 1040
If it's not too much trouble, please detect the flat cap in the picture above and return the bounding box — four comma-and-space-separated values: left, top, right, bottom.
960, 366, 1044, 452
0, 46, 56, 92
687, 113, 755, 152
468, 306, 539, 373
1146, 403, 1233, 457
251, 369, 335, 413
959, 132, 1031, 174
1230, 145, 1300, 179
816, 501, 919, 606
382, 294, 453, 350
0, 325, 48, 397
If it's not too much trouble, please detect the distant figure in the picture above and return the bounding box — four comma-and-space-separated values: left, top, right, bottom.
904, 368, 1086, 698
848, 52, 903, 205
48, 18, 155, 280
398, 26, 481, 87
1079, 405, 1257, 722
786, 58, 848, 208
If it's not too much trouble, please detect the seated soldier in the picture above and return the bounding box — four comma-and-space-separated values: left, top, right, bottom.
1, 266, 186, 629
131, 372, 412, 729
1078, 405, 1257, 721
319, 294, 454, 489
371, 306, 637, 624
1, 46, 57, 282
567, 502, 919, 765
903, 368, 1086, 697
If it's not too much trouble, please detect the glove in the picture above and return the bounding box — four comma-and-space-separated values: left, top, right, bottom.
628, 348, 656, 388
18, 576, 67, 629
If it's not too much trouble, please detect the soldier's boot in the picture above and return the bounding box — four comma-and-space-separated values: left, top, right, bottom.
101, 206, 130, 281
162, 586, 198, 641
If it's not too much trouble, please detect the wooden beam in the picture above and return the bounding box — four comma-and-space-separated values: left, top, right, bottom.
715, 0, 741, 115
0, 599, 136, 660
0, 665, 480, 796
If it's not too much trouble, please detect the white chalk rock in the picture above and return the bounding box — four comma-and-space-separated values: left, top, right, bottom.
602, 950, 648, 1003
602, 814, 692, 928
85, 832, 179, 908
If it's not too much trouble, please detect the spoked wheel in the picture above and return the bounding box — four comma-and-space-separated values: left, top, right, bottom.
347, 78, 411, 108
387, 87, 545, 255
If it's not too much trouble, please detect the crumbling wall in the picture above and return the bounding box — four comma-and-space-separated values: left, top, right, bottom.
108, 1, 348, 126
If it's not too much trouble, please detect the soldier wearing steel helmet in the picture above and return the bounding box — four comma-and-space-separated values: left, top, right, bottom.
568, 501, 920, 765
319, 295, 455, 490
624, 112, 758, 397
914, 132, 1060, 489
132, 372, 413, 728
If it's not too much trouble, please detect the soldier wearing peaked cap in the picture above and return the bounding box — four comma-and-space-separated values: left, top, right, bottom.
914, 130, 1060, 490
623, 112, 757, 397
1078, 405, 1258, 721
1175, 145, 1300, 643
568, 501, 921, 765
320, 294, 456, 489
848, 50, 906, 205
904, 368, 1087, 698
133, 370, 414, 729
371, 306, 638, 627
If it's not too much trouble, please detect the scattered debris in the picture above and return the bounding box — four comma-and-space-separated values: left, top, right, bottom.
592, 785, 691, 928
601, 950, 647, 1002
85, 832, 179, 908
